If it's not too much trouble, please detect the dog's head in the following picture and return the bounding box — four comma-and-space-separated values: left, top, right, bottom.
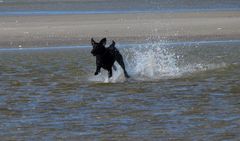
91, 38, 106, 56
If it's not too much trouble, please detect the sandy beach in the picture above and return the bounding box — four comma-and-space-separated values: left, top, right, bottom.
0, 11, 240, 48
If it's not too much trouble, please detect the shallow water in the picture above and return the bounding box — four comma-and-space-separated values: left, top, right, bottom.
0, 40, 240, 140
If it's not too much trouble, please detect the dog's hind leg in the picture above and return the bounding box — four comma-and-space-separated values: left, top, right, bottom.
113, 64, 117, 71
108, 68, 113, 78
116, 54, 130, 78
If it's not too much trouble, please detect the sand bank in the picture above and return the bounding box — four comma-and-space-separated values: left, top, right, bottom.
0, 11, 240, 48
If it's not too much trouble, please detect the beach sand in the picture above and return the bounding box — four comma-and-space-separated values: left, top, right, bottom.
0, 11, 240, 48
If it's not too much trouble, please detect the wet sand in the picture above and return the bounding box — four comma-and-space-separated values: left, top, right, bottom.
0, 11, 240, 48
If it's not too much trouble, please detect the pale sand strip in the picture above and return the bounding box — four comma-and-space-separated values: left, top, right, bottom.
0, 11, 240, 48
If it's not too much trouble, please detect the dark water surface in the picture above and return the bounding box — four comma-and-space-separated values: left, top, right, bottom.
0, 0, 240, 15
0, 40, 240, 140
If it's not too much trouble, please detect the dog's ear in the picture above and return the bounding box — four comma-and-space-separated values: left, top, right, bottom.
100, 38, 107, 46
91, 38, 96, 46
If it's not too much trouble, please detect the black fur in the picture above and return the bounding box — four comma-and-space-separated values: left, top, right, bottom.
91, 38, 130, 78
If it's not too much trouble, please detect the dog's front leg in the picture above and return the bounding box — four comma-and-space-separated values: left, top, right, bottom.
95, 66, 101, 75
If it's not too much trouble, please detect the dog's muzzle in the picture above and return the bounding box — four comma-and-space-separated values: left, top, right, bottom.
91, 50, 96, 56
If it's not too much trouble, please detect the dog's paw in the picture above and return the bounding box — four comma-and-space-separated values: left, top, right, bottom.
124, 72, 130, 78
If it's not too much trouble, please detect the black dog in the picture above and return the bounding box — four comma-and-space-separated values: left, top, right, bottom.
91, 38, 130, 78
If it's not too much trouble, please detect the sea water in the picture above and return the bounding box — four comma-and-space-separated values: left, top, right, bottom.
0, 40, 239, 140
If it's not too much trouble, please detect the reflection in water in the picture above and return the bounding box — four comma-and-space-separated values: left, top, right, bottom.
0, 42, 240, 140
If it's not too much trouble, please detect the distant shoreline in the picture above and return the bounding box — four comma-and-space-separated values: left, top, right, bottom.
1, 9, 240, 16
1, 39, 240, 51
0, 11, 240, 48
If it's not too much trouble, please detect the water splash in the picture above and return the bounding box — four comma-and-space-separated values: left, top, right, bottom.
124, 41, 181, 80
89, 41, 228, 83
88, 65, 126, 83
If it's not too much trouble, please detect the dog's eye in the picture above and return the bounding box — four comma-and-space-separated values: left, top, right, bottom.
93, 44, 98, 48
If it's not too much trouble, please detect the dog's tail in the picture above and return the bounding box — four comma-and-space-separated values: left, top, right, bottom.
112, 40, 115, 46
108, 40, 119, 55
109, 40, 115, 48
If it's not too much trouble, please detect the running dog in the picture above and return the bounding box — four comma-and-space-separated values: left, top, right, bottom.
91, 38, 130, 78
